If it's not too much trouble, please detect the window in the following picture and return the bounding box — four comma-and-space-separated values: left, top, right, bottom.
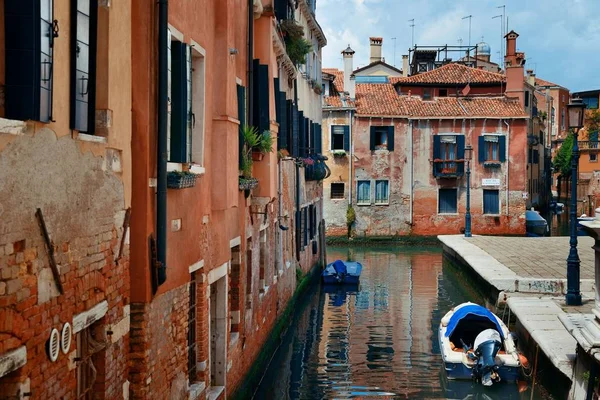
370, 126, 395, 151
438, 188, 457, 214
357, 180, 371, 204
439, 89, 448, 97
76, 322, 106, 399
253, 60, 270, 133
583, 96, 599, 109
190, 45, 206, 166
375, 180, 389, 204
423, 88, 432, 100
168, 38, 193, 163
5, 1, 55, 122
524, 91, 529, 107
591, 153, 598, 162
71, 0, 98, 133
237, 84, 246, 168
331, 125, 349, 151
561, 108, 565, 131
483, 189, 500, 214
478, 135, 506, 163
331, 183, 345, 199
440, 135, 457, 159
551, 107, 555, 125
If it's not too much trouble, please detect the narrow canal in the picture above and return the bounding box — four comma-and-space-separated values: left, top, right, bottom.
254, 246, 556, 399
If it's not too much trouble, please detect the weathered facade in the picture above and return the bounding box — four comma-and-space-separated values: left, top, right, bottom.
0, 1, 132, 398
323, 32, 531, 237
129, 0, 325, 399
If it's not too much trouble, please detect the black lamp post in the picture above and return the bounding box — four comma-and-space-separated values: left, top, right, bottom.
465, 144, 473, 238
566, 98, 586, 306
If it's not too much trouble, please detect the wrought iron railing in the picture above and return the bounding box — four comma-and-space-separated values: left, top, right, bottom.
433, 159, 465, 178
578, 141, 600, 150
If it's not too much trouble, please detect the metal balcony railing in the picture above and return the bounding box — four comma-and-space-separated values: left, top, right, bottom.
433, 160, 465, 178
578, 141, 600, 150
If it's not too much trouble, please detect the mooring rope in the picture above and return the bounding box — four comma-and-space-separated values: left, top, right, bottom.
530, 344, 540, 400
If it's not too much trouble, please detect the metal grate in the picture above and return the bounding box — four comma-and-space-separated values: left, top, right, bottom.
331, 183, 344, 199
188, 272, 197, 383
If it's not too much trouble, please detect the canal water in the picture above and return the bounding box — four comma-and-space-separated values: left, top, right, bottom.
254, 246, 556, 400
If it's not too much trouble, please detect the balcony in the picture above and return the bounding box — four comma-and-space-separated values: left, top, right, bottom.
578, 141, 600, 150
433, 159, 465, 178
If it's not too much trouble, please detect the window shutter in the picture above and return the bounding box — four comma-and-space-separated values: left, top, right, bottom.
170, 41, 189, 163
298, 111, 305, 157
274, 0, 287, 21
277, 91, 288, 151
186, 45, 193, 161
253, 61, 270, 133
6, 0, 56, 122
478, 136, 486, 162
315, 124, 322, 154
292, 104, 299, 157
343, 125, 350, 151
303, 207, 308, 247
71, 0, 98, 132
305, 118, 310, 156
237, 84, 246, 168
295, 210, 301, 259
499, 136, 506, 162
387, 126, 395, 151
456, 135, 465, 159
433, 135, 441, 159
369, 127, 376, 151
286, 99, 293, 153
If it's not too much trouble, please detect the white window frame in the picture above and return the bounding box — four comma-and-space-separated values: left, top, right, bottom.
356, 180, 371, 205
374, 180, 390, 205
190, 40, 206, 170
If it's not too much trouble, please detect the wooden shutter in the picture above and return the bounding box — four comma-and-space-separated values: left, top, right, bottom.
286, 99, 293, 153
387, 126, 395, 151
369, 127, 376, 150
499, 136, 506, 162
186, 45, 193, 161
170, 41, 189, 163
314, 124, 322, 154
456, 135, 465, 160
295, 210, 301, 259
433, 135, 441, 160
253, 60, 270, 133
298, 111, 305, 157
5, 0, 55, 122
237, 84, 246, 168
292, 104, 299, 157
71, 0, 98, 133
343, 125, 350, 151
274, 0, 287, 21
277, 91, 288, 151
478, 136, 486, 162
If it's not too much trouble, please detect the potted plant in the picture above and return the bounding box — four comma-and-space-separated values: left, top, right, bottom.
239, 125, 274, 192
167, 170, 199, 189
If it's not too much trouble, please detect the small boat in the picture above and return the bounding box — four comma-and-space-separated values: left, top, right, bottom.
322, 260, 362, 284
525, 210, 548, 237
439, 302, 522, 386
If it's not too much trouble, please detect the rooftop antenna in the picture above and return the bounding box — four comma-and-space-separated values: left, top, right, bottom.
458, 37, 463, 46
462, 15, 472, 57
492, 14, 503, 66
392, 37, 397, 66
497, 5, 506, 64
408, 19, 415, 48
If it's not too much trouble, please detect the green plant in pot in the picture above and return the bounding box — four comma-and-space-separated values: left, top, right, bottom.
239, 125, 274, 191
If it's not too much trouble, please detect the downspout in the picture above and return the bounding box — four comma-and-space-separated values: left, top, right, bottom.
504, 119, 511, 216
409, 119, 414, 225
348, 109, 353, 205
294, 80, 301, 261
157, 0, 168, 285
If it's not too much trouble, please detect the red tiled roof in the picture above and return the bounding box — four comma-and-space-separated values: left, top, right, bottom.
355, 82, 527, 118
395, 63, 505, 85
323, 68, 344, 92
534, 77, 565, 89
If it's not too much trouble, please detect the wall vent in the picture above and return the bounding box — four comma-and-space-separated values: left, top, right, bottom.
46, 328, 60, 362
61, 323, 72, 354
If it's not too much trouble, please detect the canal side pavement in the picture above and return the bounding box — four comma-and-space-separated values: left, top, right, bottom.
439, 234, 596, 382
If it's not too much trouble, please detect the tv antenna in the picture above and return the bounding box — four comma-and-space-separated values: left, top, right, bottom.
408, 19, 415, 48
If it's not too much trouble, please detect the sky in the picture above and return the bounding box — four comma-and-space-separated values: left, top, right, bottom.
317, 0, 600, 92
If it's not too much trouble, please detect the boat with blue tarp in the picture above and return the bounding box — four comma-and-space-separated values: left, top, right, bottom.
322, 260, 362, 284
439, 302, 523, 387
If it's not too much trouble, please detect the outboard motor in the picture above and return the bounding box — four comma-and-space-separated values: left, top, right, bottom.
472, 329, 502, 386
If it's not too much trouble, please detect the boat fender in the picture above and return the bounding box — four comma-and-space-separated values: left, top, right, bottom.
518, 353, 529, 368
441, 315, 451, 326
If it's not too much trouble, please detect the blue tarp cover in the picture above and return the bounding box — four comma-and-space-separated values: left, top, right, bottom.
445, 304, 504, 339
332, 260, 347, 275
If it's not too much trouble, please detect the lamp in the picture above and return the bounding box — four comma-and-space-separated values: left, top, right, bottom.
464, 144, 473, 238
565, 97, 586, 306
567, 98, 585, 130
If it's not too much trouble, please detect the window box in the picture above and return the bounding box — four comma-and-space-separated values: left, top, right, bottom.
167, 171, 198, 189
238, 177, 259, 191
483, 161, 502, 168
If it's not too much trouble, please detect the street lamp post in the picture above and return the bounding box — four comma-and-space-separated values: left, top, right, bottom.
566, 98, 586, 306
465, 144, 473, 238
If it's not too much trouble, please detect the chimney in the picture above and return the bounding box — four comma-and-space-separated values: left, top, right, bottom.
504, 30, 525, 107
369, 37, 383, 64
526, 69, 536, 86
342, 45, 356, 99
402, 55, 409, 77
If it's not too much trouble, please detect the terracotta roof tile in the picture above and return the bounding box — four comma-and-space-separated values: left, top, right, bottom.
354, 82, 527, 118
396, 63, 505, 85
323, 68, 344, 92
534, 77, 566, 89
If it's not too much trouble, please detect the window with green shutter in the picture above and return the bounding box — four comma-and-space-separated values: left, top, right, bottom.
170, 41, 193, 163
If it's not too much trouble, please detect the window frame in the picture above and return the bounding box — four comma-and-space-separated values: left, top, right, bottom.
438, 188, 458, 214
330, 182, 345, 200
590, 153, 598, 162
356, 180, 371, 205
374, 180, 390, 205
190, 41, 206, 168
483, 189, 500, 215
423, 88, 432, 101
331, 125, 348, 151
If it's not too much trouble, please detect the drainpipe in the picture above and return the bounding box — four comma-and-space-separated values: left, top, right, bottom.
157, 0, 168, 285
294, 80, 301, 261
409, 119, 414, 225
348, 109, 353, 205
504, 119, 511, 216
247, 0, 254, 127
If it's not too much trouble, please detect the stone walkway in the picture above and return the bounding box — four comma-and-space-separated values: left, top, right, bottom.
468, 236, 595, 280
439, 234, 598, 382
